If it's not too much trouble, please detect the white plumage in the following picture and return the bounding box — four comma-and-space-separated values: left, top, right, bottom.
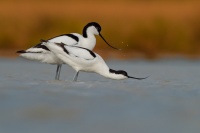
43, 41, 148, 81
17, 22, 119, 80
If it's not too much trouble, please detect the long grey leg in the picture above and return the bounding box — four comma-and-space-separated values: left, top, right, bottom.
73, 71, 79, 81
55, 65, 60, 80
57, 64, 62, 80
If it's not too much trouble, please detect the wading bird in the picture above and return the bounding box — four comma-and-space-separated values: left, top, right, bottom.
42, 40, 147, 81
17, 22, 119, 80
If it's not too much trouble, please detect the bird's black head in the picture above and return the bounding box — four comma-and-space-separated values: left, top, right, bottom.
83, 22, 120, 50
109, 69, 149, 80
83, 22, 101, 37
92, 22, 101, 33
88, 22, 101, 32
109, 69, 128, 77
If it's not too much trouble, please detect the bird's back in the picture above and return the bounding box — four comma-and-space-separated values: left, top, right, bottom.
48, 33, 79, 46
17, 43, 63, 64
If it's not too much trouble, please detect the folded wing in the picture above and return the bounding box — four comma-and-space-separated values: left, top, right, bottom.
56, 43, 96, 60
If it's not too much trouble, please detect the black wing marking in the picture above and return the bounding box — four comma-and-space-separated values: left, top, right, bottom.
55, 42, 96, 59
16, 50, 44, 54
65, 34, 79, 42
70, 46, 96, 58
16, 40, 50, 53
33, 42, 50, 51
55, 43, 69, 54
48, 33, 79, 42
16, 50, 26, 53
18, 33, 79, 53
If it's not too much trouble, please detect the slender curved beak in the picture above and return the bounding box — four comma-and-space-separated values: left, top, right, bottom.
128, 76, 149, 80
99, 33, 121, 50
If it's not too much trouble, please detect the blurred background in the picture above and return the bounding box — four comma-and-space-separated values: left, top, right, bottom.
0, 0, 200, 59
1, 1, 200, 133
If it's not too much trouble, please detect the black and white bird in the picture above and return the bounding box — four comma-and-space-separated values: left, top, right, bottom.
17, 22, 119, 80
42, 40, 148, 81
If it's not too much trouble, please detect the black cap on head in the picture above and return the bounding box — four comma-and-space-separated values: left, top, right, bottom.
109, 69, 128, 76
109, 69, 149, 80
83, 22, 101, 37
83, 22, 120, 50
89, 22, 101, 32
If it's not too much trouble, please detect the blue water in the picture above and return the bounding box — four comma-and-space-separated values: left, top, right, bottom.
0, 57, 200, 133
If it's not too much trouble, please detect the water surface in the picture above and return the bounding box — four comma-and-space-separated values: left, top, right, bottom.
0, 58, 200, 133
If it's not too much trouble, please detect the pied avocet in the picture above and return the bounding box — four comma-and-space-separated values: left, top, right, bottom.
42, 40, 147, 81
17, 22, 119, 80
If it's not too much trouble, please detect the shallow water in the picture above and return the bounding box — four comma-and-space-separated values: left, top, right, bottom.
0, 57, 200, 133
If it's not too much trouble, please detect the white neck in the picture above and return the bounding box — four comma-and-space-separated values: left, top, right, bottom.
94, 57, 128, 79
81, 34, 96, 50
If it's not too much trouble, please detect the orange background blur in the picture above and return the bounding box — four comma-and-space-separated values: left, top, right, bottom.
0, 0, 200, 58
